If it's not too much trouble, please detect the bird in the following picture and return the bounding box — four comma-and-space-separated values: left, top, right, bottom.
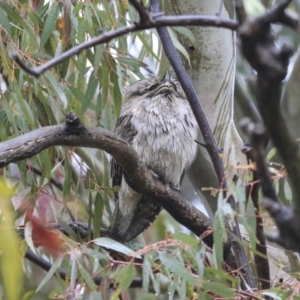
109, 74, 198, 242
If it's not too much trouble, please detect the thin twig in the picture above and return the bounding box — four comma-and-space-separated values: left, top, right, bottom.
128, 0, 151, 23
12, 15, 238, 77
242, 144, 270, 290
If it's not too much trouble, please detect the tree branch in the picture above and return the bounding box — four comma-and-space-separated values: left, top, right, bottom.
128, 0, 151, 23
11, 14, 238, 77
0, 113, 217, 250
242, 144, 270, 290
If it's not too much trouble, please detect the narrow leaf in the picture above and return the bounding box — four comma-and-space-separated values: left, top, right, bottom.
115, 262, 136, 292
93, 192, 104, 239
93, 237, 142, 259
203, 282, 235, 298
0, 181, 22, 300
173, 26, 195, 45
77, 261, 96, 290
82, 75, 99, 114
159, 253, 199, 287
0, 9, 11, 35
168, 28, 191, 65
40, 4, 60, 48
36, 256, 64, 292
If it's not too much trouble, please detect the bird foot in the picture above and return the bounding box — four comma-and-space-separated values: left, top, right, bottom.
149, 169, 160, 180
166, 183, 180, 193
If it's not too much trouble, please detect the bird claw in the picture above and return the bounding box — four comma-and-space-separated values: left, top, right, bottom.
166, 183, 170, 193
150, 170, 160, 180
166, 183, 180, 193
148, 169, 180, 193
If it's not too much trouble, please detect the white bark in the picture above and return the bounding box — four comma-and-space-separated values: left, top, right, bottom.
163, 0, 246, 215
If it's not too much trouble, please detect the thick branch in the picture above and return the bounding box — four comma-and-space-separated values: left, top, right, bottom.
12, 15, 237, 77
0, 113, 215, 248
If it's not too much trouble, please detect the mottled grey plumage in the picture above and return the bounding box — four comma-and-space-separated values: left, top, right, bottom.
109, 75, 198, 242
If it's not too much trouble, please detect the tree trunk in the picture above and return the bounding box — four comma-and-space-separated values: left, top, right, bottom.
163, 0, 246, 215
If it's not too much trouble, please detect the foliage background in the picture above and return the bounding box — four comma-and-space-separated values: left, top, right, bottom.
1, 0, 300, 299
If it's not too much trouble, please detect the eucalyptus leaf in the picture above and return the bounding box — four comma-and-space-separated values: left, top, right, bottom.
36, 257, 64, 292
40, 4, 60, 48
115, 262, 136, 292
93, 237, 142, 259
0, 9, 11, 35
77, 260, 97, 290
82, 75, 99, 114
159, 253, 200, 287
203, 282, 235, 298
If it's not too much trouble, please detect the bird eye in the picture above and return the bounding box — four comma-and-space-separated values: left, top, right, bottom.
147, 81, 160, 91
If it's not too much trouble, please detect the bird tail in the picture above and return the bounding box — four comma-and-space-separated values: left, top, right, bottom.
109, 194, 161, 242
120, 197, 162, 242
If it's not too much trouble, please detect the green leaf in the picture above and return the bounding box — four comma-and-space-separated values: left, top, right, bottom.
93, 237, 142, 259
111, 69, 122, 117
203, 282, 235, 298
24, 222, 37, 256
266, 147, 277, 161
283, 179, 292, 202
22, 291, 35, 300
204, 267, 236, 284
2, 97, 19, 134
11, 83, 35, 127
135, 31, 160, 61
244, 0, 266, 16
70, 254, 78, 289
142, 254, 151, 292
168, 28, 191, 65
94, 45, 105, 74
63, 158, 71, 201
171, 232, 198, 247
117, 56, 147, 70
93, 192, 104, 239
0, 181, 22, 300
40, 4, 60, 48
17, 160, 28, 183
36, 256, 64, 292
172, 26, 195, 45
82, 75, 99, 114
0, 9, 11, 35
36, 92, 55, 125
37, 150, 52, 181
159, 253, 199, 287
44, 71, 68, 107
212, 204, 225, 269
115, 262, 136, 292
85, 247, 109, 260
77, 261, 97, 290
196, 246, 206, 279
69, 86, 85, 102
0, 2, 37, 49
